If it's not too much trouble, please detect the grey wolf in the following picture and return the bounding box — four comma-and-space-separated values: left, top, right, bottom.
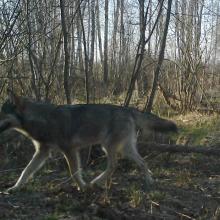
0, 91, 177, 192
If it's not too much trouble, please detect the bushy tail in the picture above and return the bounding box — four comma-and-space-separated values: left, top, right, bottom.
133, 110, 178, 133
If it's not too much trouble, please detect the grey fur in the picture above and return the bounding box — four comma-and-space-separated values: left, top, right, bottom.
0, 92, 177, 192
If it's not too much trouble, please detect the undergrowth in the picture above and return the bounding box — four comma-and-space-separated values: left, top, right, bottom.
174, 113, 219, 146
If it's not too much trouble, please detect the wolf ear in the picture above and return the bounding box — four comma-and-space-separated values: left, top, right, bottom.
7, 89, 24, 110
7, 89, 18, 104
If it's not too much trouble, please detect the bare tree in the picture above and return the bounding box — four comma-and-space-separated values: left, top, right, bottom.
103, 0, 109, 85
79, 2, 90, 103
60, 0, 71, 104
96, 0, 103, 65
145, 0, 173, 112
0, 0, 219, 113
124, 0, 164, 106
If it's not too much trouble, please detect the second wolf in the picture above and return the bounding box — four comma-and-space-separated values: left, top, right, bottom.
0, 92, 177, 192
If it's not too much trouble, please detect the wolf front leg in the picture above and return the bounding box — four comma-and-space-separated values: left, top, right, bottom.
123, 139, 154, 191
63, 148, 87, 191
6, 143, 50, 193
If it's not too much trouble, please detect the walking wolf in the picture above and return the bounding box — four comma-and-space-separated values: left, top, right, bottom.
0, 91, 177, 192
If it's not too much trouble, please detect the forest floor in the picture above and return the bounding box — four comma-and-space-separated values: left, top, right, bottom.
0, 113, 219, 220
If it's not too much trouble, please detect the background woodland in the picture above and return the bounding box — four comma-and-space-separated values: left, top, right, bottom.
0, 0, 219, 113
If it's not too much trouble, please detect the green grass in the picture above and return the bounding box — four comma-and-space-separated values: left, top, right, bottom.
127, 185, 145, 207
176, 113, 219, 146
43, 214, 59, 220
148, 190, 166, 202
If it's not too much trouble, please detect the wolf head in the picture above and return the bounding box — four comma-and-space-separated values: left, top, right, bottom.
0, 90, 26, 133
2, 89, 26, 113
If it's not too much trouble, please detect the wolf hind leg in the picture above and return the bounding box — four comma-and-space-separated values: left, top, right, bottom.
90, 146, 118, 187
63, 148, 87, 190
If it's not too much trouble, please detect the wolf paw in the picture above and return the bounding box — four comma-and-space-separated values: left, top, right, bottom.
88, 182, 105, 191
76, 183, 89, 192
0, 190, 10, 195
4, 185, 20, 194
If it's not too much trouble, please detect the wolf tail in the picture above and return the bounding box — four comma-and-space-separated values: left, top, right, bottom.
133, 110, 178, 133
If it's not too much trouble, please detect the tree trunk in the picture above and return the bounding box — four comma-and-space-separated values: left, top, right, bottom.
124, 0, 164, 107
79, 5, 90, 104
96, 0, 103, 64
103, 0, 109, 85
139, 142, 220, 157
111, 0, 120, 77
89, 0, 95, 91
145, 0, 173, 112
60, 0, 71, 104
26, 0, 40, 100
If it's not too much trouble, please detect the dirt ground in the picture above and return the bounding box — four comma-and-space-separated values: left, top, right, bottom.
0, 113, 219, 220
0, 147, 219, 220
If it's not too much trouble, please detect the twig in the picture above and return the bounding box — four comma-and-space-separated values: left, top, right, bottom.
150, 200, 195, 220
175, 211, 195, 219
55, 177, 72, 187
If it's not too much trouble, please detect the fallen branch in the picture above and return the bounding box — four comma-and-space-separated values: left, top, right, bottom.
139, 142, 220, 157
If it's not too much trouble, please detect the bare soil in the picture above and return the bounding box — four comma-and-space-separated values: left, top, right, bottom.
0, 148, 219, 220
